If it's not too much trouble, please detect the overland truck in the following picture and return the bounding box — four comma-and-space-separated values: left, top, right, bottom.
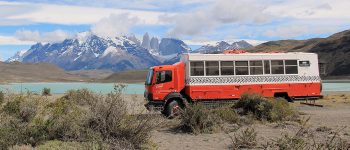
144, 51, 322, 117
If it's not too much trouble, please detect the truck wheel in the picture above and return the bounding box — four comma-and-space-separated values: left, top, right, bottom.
165, 100, 182, 118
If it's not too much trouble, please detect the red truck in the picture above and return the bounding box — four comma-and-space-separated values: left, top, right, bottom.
144, 52, 322, 117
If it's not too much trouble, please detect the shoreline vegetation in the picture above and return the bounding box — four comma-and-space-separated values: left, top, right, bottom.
0, 85, 350, 149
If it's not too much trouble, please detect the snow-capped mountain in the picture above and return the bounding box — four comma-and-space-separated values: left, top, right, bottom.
7, 32, 190, 71
195, 40, 253, 53
7, 50, 28, 62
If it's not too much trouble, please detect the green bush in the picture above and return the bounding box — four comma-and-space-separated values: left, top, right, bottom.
2, 96, 22, 117
235, 93, 297, 122
212, 106, 239, 124
268, 98, 298, 122
42, 88, 51, 96
0, 91, 4, 104
62, 88, 98, 106
179, 104, 220, 134
0, 114, 27, 149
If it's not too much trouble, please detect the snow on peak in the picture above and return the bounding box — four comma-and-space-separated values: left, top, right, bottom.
102, 46, 122, 57
6, 49, 28, 62
75, 31, 92, 44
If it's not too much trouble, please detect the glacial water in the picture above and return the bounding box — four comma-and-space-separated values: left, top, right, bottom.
0, 81, 349, 94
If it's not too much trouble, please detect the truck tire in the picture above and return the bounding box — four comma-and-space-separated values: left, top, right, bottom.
165, 100, 182, 118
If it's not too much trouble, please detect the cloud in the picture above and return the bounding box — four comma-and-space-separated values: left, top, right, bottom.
0, 1, 166, 26
263, 25, 339, 39
0, 35, 35, 45
15, 29, 72, 43
264, 0, 350, 20
91, 14, 139, 37
8, 0, 215, 12
184, 39, 266, 46
163, 0, 271, 38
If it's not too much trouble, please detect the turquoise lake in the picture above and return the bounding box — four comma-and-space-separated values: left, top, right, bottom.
0, 82, 349, 94
0, 83, 144, 94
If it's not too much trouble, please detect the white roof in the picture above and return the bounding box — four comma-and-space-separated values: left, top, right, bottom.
182, 52, 317, 61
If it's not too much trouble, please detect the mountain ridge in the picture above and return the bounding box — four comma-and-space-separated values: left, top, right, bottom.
7, 32, 190, 71
194, 40, 253, 53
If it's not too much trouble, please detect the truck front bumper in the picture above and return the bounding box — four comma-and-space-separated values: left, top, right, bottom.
145, 101, 164, 112
144, 91, 164, 111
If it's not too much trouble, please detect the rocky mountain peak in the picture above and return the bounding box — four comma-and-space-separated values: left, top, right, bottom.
195, 40, 253, 53
141, 32, 150, 49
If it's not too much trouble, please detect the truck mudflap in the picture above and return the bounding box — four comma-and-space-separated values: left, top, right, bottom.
145, 101, 164, 112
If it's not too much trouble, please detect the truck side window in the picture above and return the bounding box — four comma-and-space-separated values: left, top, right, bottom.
156, 70, 172, 84
249, 60, 263, 75
190, 61, 204, 76
205, 61, 219, 76
271, 60, 284, 74
285, 60, 298, 74
235, 61, 248, 75
221, 61, 234, 75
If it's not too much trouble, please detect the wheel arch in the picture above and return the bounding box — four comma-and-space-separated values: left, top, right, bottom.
274, 92, 293, 102
163, 92, 189, 108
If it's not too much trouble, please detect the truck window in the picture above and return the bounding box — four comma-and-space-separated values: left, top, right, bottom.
271, 60, 284, 74
190, 61, 204, 76
205, 61, 219, 76
299, 60, 310, 67
264, 60, 270, 74
145, 69, 154, 85
220, 61, 234, 75
235, 61, 248, 75
285, 60, 298, 74
250, 60, 263, 75
156, 70, 172, 84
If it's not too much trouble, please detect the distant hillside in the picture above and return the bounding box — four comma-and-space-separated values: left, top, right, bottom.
249, 29, 350, 77
0, 62, 89, 83
101, 69, 148, 83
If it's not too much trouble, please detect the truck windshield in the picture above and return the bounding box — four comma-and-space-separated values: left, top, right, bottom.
145, 69, 154, 85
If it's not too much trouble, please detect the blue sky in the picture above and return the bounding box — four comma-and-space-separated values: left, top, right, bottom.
1, 0, 350, 60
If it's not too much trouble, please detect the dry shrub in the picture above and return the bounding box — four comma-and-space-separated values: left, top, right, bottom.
44, 97, 91, 141
212, 106, 239, 124
0, 114, 27, 149
9, 145, 33, 150
87, 85, 157, 148
34, 140, 106, 150
316, 126, 332, 132
267, 118, 350, 150
235, 93, 298, 122
0, 84, 158, 149
230, 127, 257, 149
179, 103, 221, 134
0, 94, 52, 148
274, 133, 308, 149
0, 91, 4, 104
62, 88, 98, 106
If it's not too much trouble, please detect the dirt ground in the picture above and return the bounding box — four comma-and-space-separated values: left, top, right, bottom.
150, 92, 350, 150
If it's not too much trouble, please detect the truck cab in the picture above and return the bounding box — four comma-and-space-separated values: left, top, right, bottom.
144, 62, 186, 117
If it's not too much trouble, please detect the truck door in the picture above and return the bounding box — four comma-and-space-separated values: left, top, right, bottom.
152, 70, 174, 100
